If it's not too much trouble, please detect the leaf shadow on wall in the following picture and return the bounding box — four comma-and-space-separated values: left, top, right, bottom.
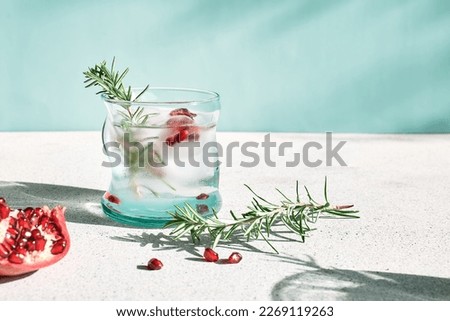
271, 256, 450, 300
0, 181, 123, 227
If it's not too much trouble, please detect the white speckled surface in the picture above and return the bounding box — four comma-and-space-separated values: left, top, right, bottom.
0, 132, 449, 300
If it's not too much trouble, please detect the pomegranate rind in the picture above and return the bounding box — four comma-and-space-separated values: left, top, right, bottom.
0, 206, 71, 277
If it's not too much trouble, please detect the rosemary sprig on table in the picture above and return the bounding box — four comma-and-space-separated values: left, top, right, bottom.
165, 178, 359, 253
83, 58, 151, 130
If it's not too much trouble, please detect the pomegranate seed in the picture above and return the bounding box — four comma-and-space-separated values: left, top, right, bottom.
29, 214, 39, 226
188, 133, 200, 141
39, 215, 50, 229
17, 238, 28, 248
166, 116, 194, 127
26, 241, 36, 252
35, 238, 46, 251
196, 204, 209, 214
173, 132, 181, 144
7, 227, 19, 238
31, 229, 42, 239
228, 252, 243, 264
196, 193, 209, 200
0, 203, 10, 219
4, 236, 15, 246
203, 248, 219, 262
16, 247, 27, 256
24, 207, 34, 217
45, 223, 57, 233
147, 258, 163, 270
20, 229, 32, 239
169, 108, 197, 118
18, 218, 31, 230
35, 208, 44, 216
51, 240, 66, 255
165, 135, 176, 146
9, 217, 17, 227
8, 251, 24, 264
2, 241, 13, 252
104, 192, 120, 205
179, 129, 189, 142
0, 244, 10, 258
0, 197, 5, 204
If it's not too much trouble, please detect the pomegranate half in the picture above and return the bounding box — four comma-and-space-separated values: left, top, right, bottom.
0, 197, 71, 276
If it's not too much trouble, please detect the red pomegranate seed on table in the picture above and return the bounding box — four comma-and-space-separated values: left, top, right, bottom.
228, 252, 243, 264
147, 258, 164, 270
203, 248, 219, 262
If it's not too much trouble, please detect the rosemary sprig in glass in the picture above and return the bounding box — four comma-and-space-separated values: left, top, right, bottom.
83, 58, 151, 130
83, 58, 174, 193
165, 178, 359, 253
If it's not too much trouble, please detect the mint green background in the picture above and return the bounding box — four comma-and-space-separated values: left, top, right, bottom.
1, 0, 449, 132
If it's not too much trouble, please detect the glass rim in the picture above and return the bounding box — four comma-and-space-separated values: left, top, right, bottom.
102, 87, 220, 106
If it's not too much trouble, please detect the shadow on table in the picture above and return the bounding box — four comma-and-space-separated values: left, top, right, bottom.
271, 256, 450, 301
110, 231, 272, 259
110, 230, 450, 300
0, 181, 124, 227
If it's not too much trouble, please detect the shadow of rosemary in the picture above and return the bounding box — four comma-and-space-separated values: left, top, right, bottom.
109, 227, 295, 260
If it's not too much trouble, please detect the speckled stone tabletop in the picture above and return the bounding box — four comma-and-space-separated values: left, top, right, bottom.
0, 132, 449, 300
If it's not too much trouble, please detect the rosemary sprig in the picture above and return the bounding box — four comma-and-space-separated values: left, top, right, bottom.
83, 58, 151, 130
165, 178, 359, 253
83, 59, 174, 194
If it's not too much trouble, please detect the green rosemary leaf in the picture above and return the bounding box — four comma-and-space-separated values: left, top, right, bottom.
259, 231, 279, 254
275, 188, 292, 203
212, 228, 224, 249
304, 186, 318, 204
116, 68, 129, 85
133, 84, 150, 102
244, 184, 277, 206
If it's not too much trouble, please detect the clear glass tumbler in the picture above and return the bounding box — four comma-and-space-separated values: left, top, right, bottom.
101, 87, 221, 227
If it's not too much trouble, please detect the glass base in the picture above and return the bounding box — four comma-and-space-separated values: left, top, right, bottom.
101, 192, 222, 228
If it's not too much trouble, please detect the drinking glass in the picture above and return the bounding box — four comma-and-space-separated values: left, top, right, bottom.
101, 87, 221, 227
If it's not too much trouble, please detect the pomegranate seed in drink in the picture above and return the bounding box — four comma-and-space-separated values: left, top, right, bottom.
169, 108, 197, 118
196, 204, 209, 214
196, 193, 209, 200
